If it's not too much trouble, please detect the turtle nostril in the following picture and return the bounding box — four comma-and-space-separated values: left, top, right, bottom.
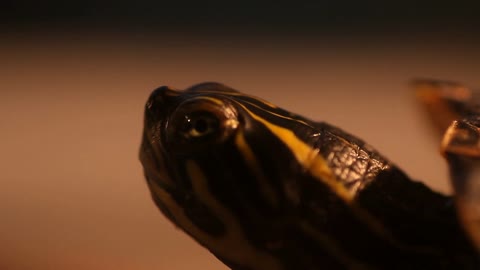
146, 86, 179, 112
148, 86, 171, 104
148, 87, 164, 101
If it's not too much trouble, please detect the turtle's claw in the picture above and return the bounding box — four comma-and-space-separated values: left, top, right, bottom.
442, 118, 480, 159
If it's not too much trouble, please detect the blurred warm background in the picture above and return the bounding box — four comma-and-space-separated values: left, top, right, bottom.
1, 1, 480, 270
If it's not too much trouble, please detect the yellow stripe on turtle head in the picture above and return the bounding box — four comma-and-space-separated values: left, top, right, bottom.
234, 130, 280, 208
183, 160, 282, 270
239, 105, 354, 202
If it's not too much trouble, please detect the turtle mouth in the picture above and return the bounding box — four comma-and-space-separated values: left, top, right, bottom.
139, 118, 182, 193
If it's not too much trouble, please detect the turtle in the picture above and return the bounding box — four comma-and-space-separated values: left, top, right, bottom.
139, 80, 480, 269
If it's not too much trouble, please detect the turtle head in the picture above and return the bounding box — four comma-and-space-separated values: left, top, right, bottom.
139, 82, 313, 270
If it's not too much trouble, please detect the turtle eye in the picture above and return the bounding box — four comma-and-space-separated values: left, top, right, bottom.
167, 98, 239, 146
180, 111, 220, 139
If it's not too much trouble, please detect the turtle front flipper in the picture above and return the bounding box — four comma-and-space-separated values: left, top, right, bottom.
442, 117, 480, 252
413, 79, 480, 252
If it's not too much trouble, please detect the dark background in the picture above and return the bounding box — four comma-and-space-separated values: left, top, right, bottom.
2, 1, 480, 34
